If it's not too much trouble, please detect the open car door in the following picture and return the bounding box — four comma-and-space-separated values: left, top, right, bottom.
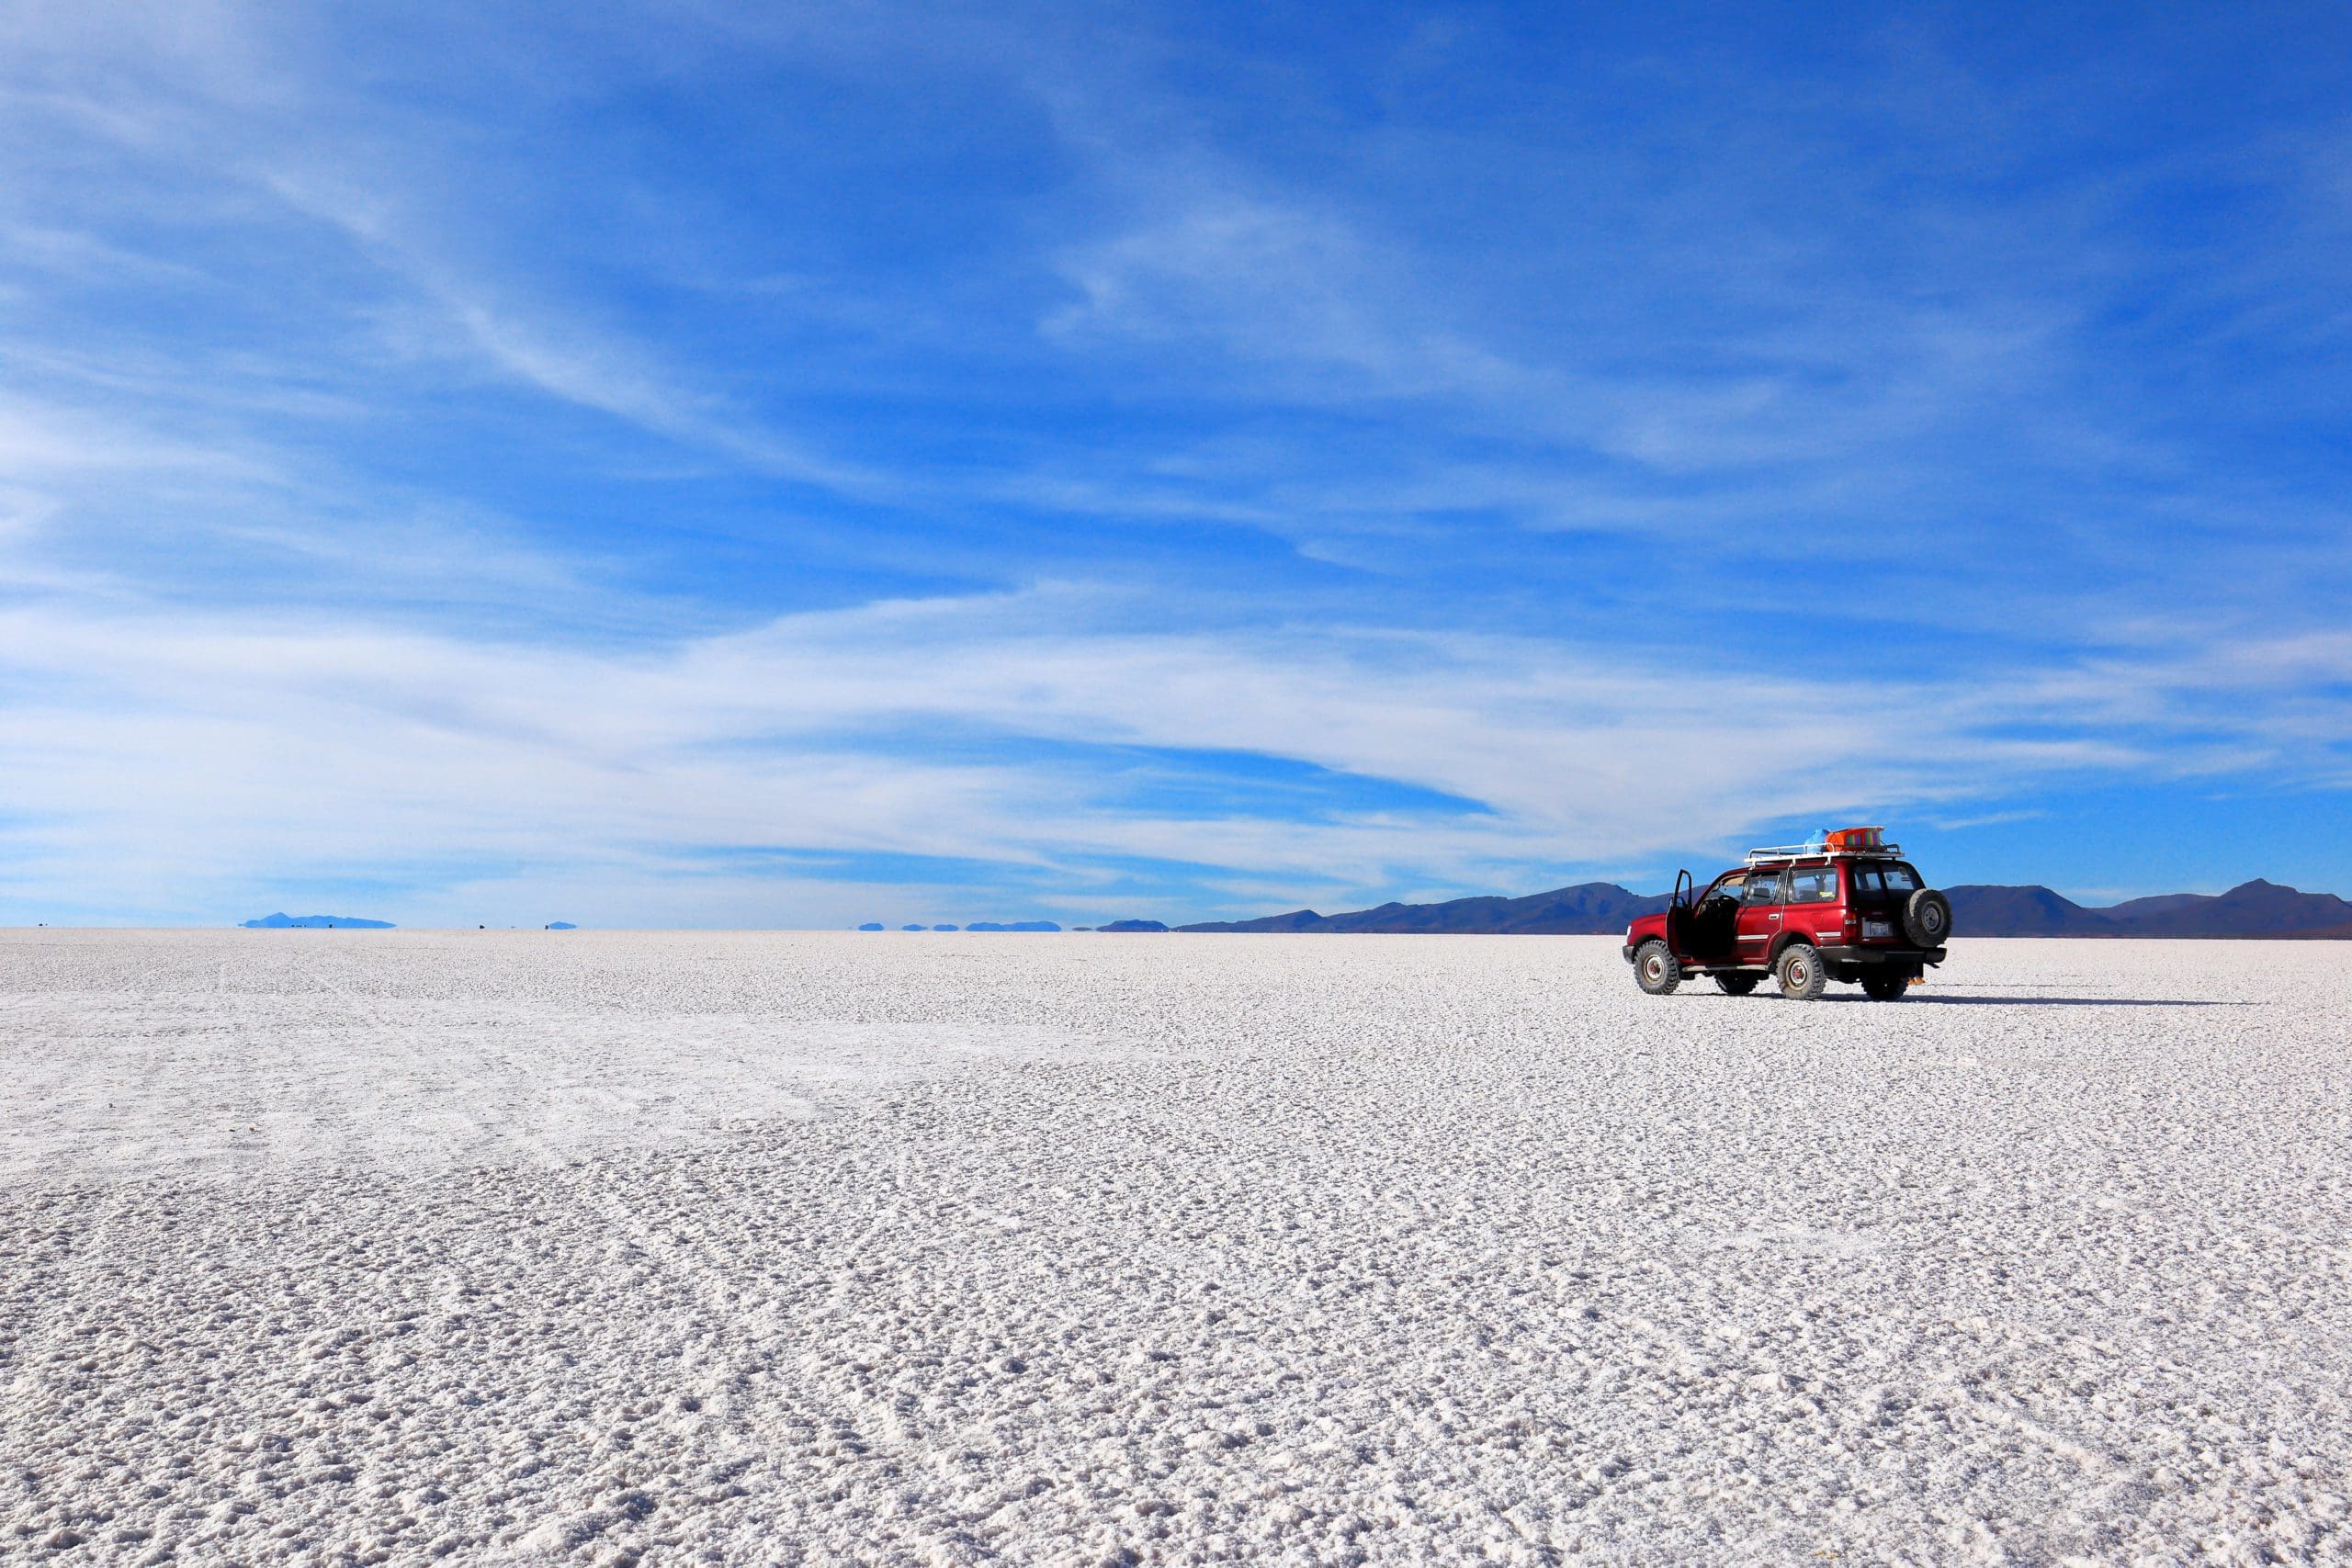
1663, 869, 1696, 957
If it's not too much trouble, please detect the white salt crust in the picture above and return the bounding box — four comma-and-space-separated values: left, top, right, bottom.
2, 930, 2347, 1564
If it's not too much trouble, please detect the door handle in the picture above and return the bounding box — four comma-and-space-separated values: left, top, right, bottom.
1769, 913, 1781, 920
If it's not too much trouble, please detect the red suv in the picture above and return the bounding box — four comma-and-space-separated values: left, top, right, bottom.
1622, 829, 1952, 1000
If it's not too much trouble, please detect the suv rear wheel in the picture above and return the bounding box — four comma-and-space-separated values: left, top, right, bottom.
1634, 940, 1680, 995
1775, 942, 1826, 1000
1715, 973, 1761, 997
1860, 971, 1908, 1001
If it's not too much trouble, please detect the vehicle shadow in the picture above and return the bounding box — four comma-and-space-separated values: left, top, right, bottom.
1826, 994, 2252, 1008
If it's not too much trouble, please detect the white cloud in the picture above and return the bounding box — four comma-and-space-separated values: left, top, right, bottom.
1, 581, 2330, 925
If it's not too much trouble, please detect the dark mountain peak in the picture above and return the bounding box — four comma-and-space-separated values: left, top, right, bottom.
2102, 879, 2352, 935
1178, 908, 1326, 933
1944, 886, 2113, 935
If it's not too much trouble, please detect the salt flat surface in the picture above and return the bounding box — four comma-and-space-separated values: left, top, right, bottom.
4, 931, 2348, 1565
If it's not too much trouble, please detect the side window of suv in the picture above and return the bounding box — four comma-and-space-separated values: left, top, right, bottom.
1742, 873, 1786, 906
1788, 868, 1838, 903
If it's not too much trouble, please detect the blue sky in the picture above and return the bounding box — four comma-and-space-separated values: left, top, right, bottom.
2, 1, 2348, 927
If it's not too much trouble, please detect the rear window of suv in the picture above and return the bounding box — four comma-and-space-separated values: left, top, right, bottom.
1850, 863, 1921, 896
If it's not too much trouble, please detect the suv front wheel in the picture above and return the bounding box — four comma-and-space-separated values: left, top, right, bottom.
1634, 940, 1681, 995
1775, 942, 1826, 1001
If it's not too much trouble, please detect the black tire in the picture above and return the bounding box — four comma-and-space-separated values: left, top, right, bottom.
1905, 888, 1953, 947
1715, 973, 1762, 997
1776, 942, 1826, 1000
1634, 940, 1681, 996
1860, 971, 1908, 1001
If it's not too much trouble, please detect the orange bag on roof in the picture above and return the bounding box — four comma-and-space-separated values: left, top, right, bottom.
1826, 826, 1884, 851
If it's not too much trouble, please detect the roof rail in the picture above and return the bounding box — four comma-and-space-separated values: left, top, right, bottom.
1745, 842, 1901, 866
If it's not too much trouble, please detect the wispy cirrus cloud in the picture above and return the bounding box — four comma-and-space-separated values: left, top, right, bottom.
5, 577, 2336, 924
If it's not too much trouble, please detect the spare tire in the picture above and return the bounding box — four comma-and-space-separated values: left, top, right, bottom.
1905, 888, 1953, 947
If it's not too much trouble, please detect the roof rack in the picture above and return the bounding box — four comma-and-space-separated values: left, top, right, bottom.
1746, 841, 1902, 866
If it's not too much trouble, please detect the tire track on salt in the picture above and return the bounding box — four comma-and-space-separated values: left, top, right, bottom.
296, 947, 916, 1557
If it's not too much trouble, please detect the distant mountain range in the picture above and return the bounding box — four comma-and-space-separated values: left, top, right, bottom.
1172, 878, 2352, 938
1944, 879, 2352, 938
857, 920, 1065, 931
241, 912, 395, 929
1181, 883, 1666, 935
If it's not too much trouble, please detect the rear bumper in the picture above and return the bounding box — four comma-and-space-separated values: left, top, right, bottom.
1817, 943, 1946, 967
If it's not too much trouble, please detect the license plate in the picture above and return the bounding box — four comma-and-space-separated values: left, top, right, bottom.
1862, 919, 1894, 940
